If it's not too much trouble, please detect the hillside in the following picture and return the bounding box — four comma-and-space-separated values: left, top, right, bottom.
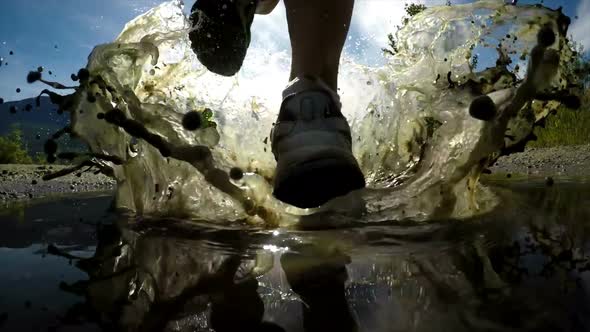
0, 97, 86, 156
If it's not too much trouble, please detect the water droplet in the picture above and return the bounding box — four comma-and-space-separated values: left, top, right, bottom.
104, 109, 126, 125
182, 111, 202, 131
44, 139, 58, 155
537, 26, 555, 47
469, 95, 497, 121
230, 167, 244, 180
77, 68, 90, 81
27, 71, 42, 83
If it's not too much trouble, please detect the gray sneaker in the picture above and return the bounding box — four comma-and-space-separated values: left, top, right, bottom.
271, 78, 365, 208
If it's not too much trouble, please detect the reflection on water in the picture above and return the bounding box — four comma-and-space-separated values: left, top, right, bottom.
1, 181, 590, 332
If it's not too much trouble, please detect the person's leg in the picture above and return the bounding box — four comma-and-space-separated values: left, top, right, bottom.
271, 0, 365, 208
284, 0, 354, 90
190, 0, 364, 208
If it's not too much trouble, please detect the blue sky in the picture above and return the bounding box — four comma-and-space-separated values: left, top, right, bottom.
0, 0, 587, 102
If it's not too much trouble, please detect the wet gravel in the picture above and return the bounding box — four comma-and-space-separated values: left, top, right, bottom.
490, 144, 590, 177
0, 164, 115, 203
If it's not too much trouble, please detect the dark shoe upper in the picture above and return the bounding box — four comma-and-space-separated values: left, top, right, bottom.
189, 0, 258, 76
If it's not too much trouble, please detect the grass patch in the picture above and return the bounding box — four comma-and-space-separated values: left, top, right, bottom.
529, 105, 590, 148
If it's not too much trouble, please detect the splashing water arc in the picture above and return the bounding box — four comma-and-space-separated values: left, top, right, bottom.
61, 0, 575, 224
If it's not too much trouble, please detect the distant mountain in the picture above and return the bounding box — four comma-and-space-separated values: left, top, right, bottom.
0, 97, 68, 131
0, 96, 86, 156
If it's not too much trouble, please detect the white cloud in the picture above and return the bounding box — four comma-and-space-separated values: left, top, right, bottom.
571, 0, 590, 51
250, 1, 290, 52
351, 0, 412, 48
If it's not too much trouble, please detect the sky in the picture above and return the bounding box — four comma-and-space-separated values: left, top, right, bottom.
0, 0, 588, 102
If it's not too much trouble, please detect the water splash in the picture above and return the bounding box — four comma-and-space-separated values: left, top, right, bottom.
36, 0, 579, 225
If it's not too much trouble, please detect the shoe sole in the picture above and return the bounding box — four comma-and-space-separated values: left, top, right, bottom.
273, 147, 365, 209
189, 0, 255, 76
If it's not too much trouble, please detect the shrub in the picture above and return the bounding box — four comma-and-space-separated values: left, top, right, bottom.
0, 126, 34, 164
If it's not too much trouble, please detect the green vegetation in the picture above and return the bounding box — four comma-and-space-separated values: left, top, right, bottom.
0, 126, 34, 164
403, 3, 427, 20
530, 107, 590, 147
0, 125, 48, 164
530, 92, 590, 148
382, 3, 427, 56
530, 41, 590, 148
201, 108, 217, 128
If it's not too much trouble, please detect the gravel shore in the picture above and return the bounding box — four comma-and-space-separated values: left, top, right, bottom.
0, 145, 588, 205
489, 144, 590, 178
0, 164, 115, 204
